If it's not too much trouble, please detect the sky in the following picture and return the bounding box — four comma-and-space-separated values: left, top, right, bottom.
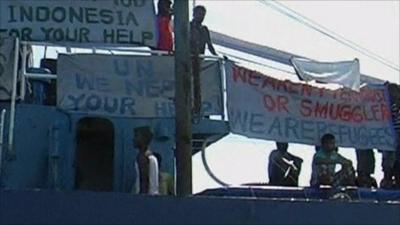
191, 0, 400, 193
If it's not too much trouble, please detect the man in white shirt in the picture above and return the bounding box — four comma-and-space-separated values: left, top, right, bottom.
133, 126, 159, 195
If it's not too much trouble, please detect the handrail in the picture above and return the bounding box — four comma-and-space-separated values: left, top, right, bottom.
20, 44, 27, 101
25, 73, 57, 80
0, 109, 6, 176
20, 40, 156, 50
201, 135, 230, 187
21, 40, 226, 59
21, 53, 224, 81
8, 37, 19, 158
19, 47, 222, 82
19, 45, 226, 118
218, 58, 227, 121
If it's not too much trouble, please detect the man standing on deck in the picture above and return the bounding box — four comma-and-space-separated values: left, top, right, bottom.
189, 5, 218, 118
311, 134, 356, 187
190, 5, 217, 56
268, 142, 303, 186
133, 126, 159, 195
380, 83, 400, 189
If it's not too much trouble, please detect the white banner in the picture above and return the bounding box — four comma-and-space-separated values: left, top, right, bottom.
291, 58, 360, 91
0, 0, 156, 47
0, 37, 15, 100
226, 62, 396, 150
57, 54, 223, 118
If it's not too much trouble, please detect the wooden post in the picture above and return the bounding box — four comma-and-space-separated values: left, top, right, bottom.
174, 0, 192, 196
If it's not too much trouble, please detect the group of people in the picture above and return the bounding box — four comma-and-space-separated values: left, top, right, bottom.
268, 133, 400, 189
269, 82, 400, 189
156, 0, 217, 56
157, 0, 218, 118
136, 127, 399, 195
135, 125, 399, 195
145, 0, 400, 191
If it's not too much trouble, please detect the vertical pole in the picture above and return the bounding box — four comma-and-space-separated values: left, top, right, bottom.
20, 44, 27, 101
174, 0, 192, 196
8, 38, 19, 158
0, 109, 6, 177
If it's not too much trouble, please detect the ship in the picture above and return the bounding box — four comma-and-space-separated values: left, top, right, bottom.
1, 1, 399, 224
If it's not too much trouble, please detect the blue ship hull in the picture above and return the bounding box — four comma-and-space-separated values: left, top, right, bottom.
1, 189, 399, 225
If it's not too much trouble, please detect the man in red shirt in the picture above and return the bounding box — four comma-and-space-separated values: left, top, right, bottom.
156, 0, 173, 51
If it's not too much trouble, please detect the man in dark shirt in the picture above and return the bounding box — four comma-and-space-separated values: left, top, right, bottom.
190, 5, 217, 56
355, 149, 377, 188
268, 142, 303, 186
380, 83, 400, 189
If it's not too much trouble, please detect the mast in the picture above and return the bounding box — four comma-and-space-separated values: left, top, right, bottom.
174, 0, 193, 196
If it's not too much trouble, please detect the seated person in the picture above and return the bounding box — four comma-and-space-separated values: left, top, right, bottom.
268, 142, 303, 186
311, 134, 356, 187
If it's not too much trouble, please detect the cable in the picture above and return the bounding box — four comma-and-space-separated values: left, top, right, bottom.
272, 1, 399, 69
263, 0, 400, 71
259, 0, 400, 72
266, 0, 400, 72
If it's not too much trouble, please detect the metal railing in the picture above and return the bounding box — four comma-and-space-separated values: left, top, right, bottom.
18, 42, 227, 119
0, 109, 6, 176
8, 38, 19, 157
201, 135, 230, 187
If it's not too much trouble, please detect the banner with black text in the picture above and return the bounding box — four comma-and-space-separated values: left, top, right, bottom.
57, 54, 223, 118
0, 0, 156, 47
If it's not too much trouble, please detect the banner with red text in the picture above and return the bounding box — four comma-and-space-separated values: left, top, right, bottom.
226, 62, 396, 150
